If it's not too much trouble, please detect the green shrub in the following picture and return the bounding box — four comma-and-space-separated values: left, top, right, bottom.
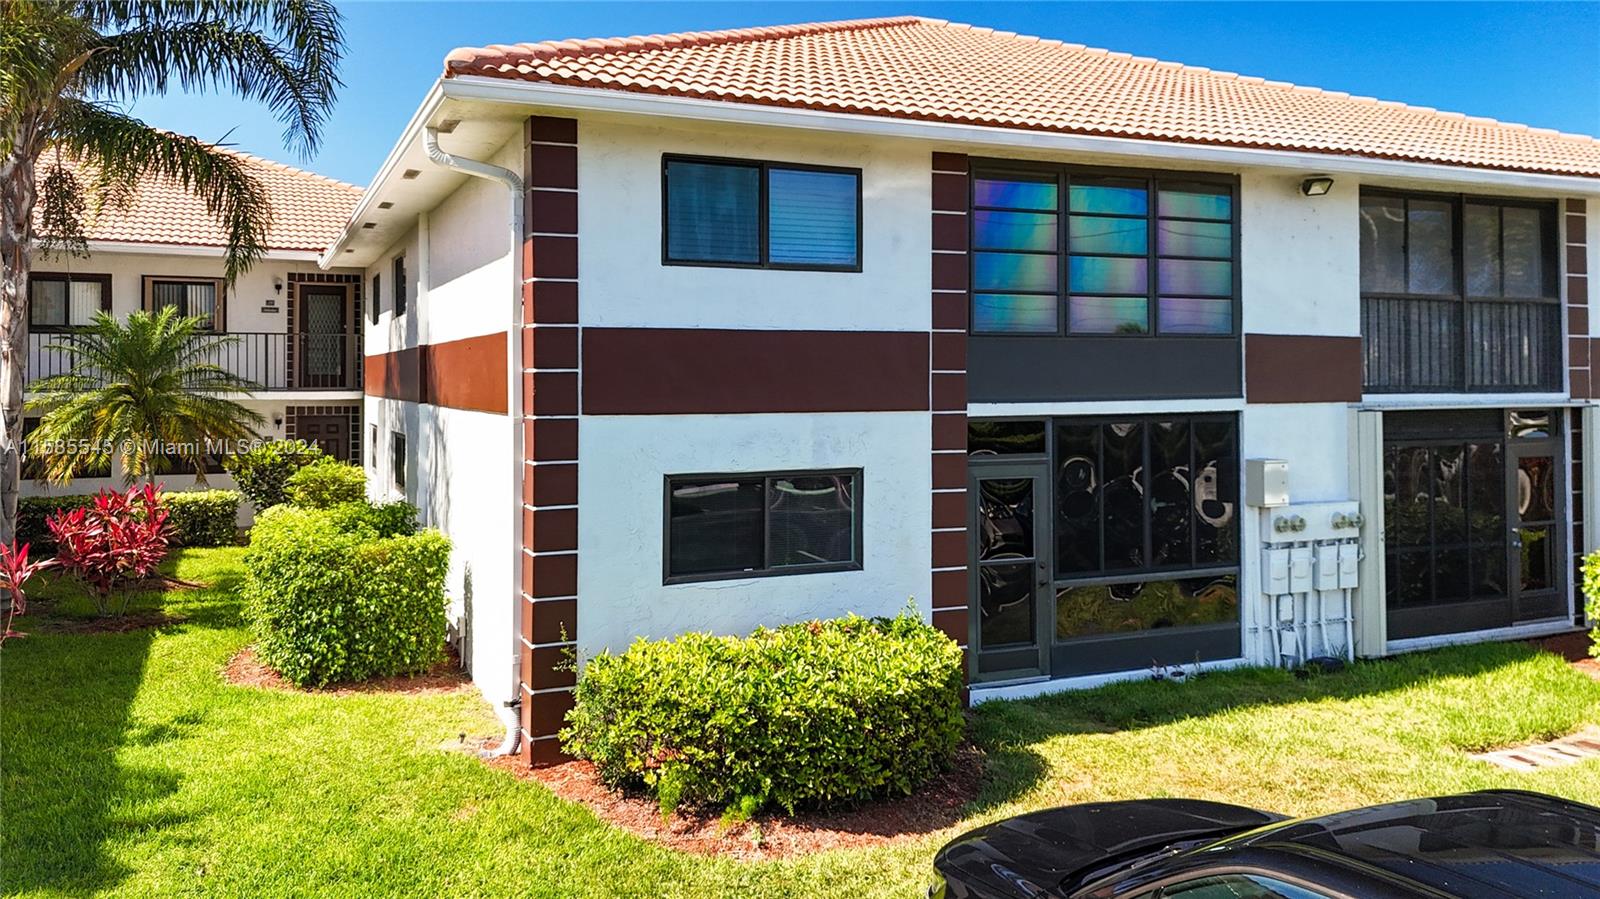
17, 494, 93, 551
243, 504, 449, 687
285, 458, 367, 509
223, 439, 325, 510
162, 489, 242, 546
560, 611, 965, 815
327, 500, 419, 539
1585, 551, 1600, 658
19, 489, 241, 551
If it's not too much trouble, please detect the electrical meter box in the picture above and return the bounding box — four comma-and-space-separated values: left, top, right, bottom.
1245, 459, 1290, 507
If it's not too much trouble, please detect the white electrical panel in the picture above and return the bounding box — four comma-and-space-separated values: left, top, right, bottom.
1337, 542, 1360, 590
1256, 500, 1361, 669
1314, 544, 1340, 591
1264, 547, 1290, 595
1288, 546, 1313, 593
1246, 459, 1290, 507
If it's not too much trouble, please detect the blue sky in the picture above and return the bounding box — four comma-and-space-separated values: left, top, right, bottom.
123, 2, 1600, 187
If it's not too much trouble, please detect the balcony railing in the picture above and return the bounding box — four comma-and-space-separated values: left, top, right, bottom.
1362, 296, 1561, 393
27, 331, 358, 392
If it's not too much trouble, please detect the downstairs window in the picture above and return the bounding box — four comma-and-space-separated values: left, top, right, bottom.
665, 469, 861, 582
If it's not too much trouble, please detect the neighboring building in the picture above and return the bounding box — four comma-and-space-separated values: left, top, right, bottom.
319, 16, 1600, 763
26, 150, 365, 505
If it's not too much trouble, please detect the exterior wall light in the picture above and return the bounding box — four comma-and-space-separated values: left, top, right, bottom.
1300, 176, 1335, 197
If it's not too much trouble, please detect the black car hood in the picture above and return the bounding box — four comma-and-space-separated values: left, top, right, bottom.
934, 799, 1283, 898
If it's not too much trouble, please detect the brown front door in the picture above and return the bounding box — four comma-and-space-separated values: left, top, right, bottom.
298, 414, 350, 462
297, 285, 348, 389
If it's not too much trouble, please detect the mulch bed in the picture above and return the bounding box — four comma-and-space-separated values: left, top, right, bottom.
485, 742, 986, 860
223, 646, 473, 696
24, 609, 187, 634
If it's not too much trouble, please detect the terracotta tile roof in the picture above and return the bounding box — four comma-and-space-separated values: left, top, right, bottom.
444, 16, 1600, 179
35, 146, 361, 252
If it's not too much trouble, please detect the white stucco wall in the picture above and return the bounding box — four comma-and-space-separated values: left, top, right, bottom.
360, 135, 521, 704
1239, 171, 1361, 337
577, 117, 932, 332
576, 410, 932, 657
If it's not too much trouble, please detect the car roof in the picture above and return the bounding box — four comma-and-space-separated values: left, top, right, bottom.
1231, 791, 1600, 898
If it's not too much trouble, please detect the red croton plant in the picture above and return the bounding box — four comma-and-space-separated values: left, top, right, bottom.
0, 540, 53, 645
46, 485, 172, 617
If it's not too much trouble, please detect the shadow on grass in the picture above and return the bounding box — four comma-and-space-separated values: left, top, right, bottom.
0, 549, 239, 892
963, 640, 1580, 811
0, 625, 175, 894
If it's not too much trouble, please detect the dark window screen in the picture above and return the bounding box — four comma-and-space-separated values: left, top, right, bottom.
666, 471, 861, 581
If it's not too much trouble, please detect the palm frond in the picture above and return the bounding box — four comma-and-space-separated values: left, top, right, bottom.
52, 103, 272, 280
26, 309, 264, 485
75, 0, 343, 156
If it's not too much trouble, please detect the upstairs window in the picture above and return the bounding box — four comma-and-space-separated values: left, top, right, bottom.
391, 256, 407, 316
663, 156, 861, 270
665, 469, 861, 582
145, 276, 222, 330
970, 166, 1236, 337
370, 273, 381, 323
1359, 190, 1559, 392
28, 273, 109, 330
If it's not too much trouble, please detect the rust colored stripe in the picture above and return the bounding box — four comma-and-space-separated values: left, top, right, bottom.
1244, 334, 1362, 404
425, 332, 508, 414
582, 328, 930, 414
364, 332, 508, 414
363, 346, 424, 403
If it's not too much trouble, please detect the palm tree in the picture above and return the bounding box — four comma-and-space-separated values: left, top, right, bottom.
27, 307, 265, 485
1, 1, 343, 537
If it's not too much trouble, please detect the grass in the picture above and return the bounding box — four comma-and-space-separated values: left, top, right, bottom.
5, 548, 1600, 897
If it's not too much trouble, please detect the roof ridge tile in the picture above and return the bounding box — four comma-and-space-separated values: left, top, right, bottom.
440, 14, 1600, 176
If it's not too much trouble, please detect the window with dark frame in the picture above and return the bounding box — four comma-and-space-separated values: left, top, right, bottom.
392, 255, 407, 316
1359, 190, 1560, 393
969, 165, 1237, 337
369, 424, 378, 469
391, 431, 406, 491
28, 273, 110, 330
145, 276, 223, 330
662, 156, 862, 270
665, 469, 862, 582
370, 273, 381, 323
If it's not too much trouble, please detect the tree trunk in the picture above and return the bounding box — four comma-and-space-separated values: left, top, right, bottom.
1, 126, 40, 546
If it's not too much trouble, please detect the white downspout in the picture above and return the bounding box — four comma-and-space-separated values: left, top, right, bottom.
424, 126, 526, 758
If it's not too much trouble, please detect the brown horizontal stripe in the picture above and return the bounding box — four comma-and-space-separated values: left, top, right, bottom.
364, 332, 508, 414
1245, 334, 1361, 404
363, 346, 424, 404
582, 329, 930, 414
427, 332, 508, 414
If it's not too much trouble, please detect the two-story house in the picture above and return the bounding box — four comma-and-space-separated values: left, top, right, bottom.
318, 16, 1600, 764
27, 149, 365, 505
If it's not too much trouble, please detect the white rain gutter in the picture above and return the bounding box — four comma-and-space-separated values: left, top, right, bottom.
422, 126, 526, 759
440, 76, 1600, 195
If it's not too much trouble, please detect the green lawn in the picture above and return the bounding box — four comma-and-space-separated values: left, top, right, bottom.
6, 548, 1600, 897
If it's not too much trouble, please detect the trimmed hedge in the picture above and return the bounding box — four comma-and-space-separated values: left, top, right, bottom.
286, 459, 367, 509
19, 489, 242, 550
243, 503, 449, 687
327, 500, 418, 539
224, 439, 325, 511
560, 611, 965, 815
163, 490, 242, 546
